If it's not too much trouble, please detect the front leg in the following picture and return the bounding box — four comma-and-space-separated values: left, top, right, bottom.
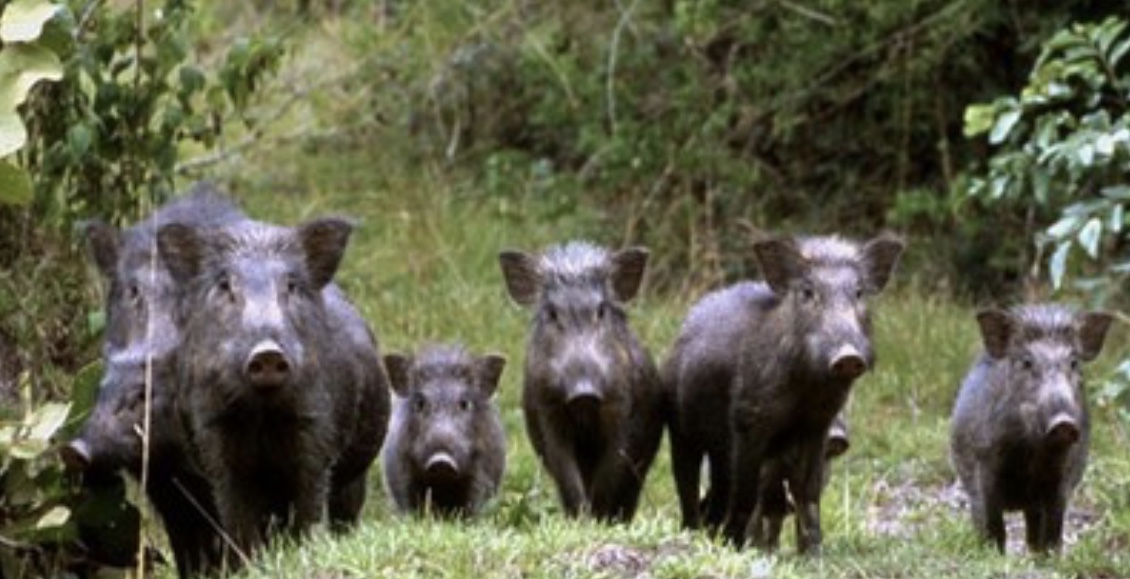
1026, 495, 1067, 554
214, 473, 266, 559
539, 421, 588, 517
725, 403, 770, 547
973, 469, 1006, 553
291, 468, 331, 537
790, 437, 827, 555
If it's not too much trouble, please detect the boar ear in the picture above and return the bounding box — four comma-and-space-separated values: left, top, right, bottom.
862, 234, 905, 293
976, 309, 1013, 359
383, 353, 412, 397
476, 354, 507, 398
157, 223, 206, 285
82, 220, 120, 278
610, 247, 649, 302
753, 238, 805, 295
499, 250, 542, 306
300, 218, 353, 290
1077, 311, 1113, 362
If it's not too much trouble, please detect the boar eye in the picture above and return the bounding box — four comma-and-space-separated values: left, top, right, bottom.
1069, 357, 1081, 372
412, 395, 426, 413
596, 303, 607, 322
1017, 356, 1035, 372
217, 277, 232, 294
545, 305, 559, 324
459, 398, 473, 412
799, 286, 816, 303
127, 283, 141, 302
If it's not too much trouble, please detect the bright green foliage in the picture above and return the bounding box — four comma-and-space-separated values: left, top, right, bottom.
0, 0, 63, 205
966, 16, 1130, 296
0, 362, 143, 578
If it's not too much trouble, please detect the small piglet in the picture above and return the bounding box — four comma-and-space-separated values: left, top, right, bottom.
382, 344, 507, 517
951, 304, 1112, 554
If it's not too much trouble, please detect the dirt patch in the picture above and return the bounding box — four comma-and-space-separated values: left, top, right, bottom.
868, 477, 1100, 555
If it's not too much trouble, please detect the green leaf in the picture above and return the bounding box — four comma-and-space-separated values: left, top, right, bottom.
0, 111, 28, 157
989, 108, 1021, 145
1047, 214, 1081, 239
1102, 185, 1130, 200
963, 104, 996, 137
0, 158, 32, 205
0, 0, 63, 43
1108, 203, 1123, 233
0, 42, 64, 110
1077, 217, 1102, 259
35, 506, 70, 530
1048, 242, 1071, 290
1111, 37, 1130, 67
26, 401, 70, 443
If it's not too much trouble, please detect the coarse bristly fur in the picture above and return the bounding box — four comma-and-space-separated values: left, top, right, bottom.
157, 216, 389, 569
68, 184, 246, 579
696, 233, 903, 553
950, 303, 1112, 554
500, 240, 664, 523
382, 344, 506, 518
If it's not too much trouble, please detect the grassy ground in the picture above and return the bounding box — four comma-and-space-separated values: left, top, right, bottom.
153, 6, 1130, 578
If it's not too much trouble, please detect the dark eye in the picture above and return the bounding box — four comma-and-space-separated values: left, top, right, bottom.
546, 305, 559, 324
1069, 357, 1081, 372
459, 398, 473, 412
412, 395, 426, 413
1018, 356, 1036, 372
596, 303, 607, 322
800, 286, 816, 302
217, 277, 232, 294
286, 276, 299, 294
855, 287, 865, 300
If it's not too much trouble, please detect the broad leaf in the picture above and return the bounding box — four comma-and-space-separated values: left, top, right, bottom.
35, 506, 70, 530
0, 0, 63, 43
1048, 242, 1071, 290
989, 108, 1021, 145
1078, 217, 1102, 258
0, 42, 64, 111
26, 402, 70, 443
0, 158, 32, 205
0, 111, 27, 157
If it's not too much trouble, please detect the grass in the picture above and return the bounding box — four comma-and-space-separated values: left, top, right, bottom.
148, 5, 1130, 578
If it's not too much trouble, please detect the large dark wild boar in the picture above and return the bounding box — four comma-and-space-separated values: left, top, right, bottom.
665, 281, 853, 534
951, 304, 1111, 554
382, 344, 507, 517
63, 183, 242, 578
721, 234, 904, 553
156, 216, 389, 558
499, 241, 664, 522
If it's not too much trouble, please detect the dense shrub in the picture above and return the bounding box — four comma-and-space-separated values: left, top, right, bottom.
350, 0, 1124, 294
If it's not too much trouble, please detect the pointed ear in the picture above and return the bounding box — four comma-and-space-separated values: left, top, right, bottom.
299, 218, 353, 290
83, 220, 120, 278
475, 353, 507, 398
610, 247, 649, 302
499, 250, 542, 306
976, 309, 1012, 359
753, 238, 805, 295
1077, 311, 1113, 362
157, 223, 206, 285
383, 353, 412, 397
861, 234, 905, 293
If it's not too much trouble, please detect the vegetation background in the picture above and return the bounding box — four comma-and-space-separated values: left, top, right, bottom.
0, 0, 1128, 577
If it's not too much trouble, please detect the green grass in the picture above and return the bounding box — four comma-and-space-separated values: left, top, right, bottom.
155, 7, 1130, 578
